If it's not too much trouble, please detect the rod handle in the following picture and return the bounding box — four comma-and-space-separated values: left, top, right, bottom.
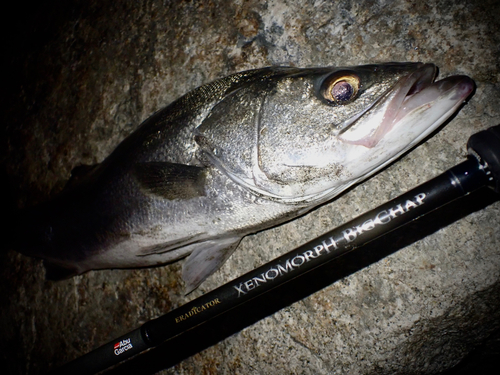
467, 124, 500, 193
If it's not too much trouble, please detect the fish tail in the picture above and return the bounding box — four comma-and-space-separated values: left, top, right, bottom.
1, 169, 81, 279
1, 167, 20, 253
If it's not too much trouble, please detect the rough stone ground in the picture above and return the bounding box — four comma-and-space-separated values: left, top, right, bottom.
1, 0, 499, 374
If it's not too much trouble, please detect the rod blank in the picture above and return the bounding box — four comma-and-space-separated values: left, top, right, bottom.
51, 125, 500, 375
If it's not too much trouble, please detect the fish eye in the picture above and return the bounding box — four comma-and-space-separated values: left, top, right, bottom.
321, 73, 360, 105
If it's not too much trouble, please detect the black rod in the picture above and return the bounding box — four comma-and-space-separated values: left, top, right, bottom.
50, 125, 500, 375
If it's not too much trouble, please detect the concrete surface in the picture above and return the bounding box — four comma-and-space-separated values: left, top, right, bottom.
1, 0, 500, 374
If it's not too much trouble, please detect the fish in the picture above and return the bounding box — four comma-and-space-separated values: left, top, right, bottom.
11, 63, 474, 292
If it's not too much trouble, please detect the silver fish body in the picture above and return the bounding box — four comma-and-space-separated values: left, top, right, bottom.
13, 63, 474, 291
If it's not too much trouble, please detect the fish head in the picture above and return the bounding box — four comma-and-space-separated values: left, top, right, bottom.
195, 63, 474, 204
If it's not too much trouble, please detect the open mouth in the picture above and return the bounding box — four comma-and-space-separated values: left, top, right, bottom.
392, 64, 474, 124
339, 64, 475, 148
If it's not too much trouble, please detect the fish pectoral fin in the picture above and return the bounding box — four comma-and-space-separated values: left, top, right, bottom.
133, 162, 207, 200
182, 236, 242, 293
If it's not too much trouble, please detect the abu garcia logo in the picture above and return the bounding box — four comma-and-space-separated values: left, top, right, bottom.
113, 338, 133, 356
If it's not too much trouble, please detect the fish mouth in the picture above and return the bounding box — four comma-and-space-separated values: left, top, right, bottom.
339, 63, 475, 148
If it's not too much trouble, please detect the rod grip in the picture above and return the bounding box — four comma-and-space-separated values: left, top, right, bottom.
467, 124, 500, 193
50, 328, 149, 375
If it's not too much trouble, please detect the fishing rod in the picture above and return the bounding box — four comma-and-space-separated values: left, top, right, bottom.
50, 124, 500, 375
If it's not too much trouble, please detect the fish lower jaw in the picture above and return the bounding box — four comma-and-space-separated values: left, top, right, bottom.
393, 75, 474, 125
225, 171, 351, 205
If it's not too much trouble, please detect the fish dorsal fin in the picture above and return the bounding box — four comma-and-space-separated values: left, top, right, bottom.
64, 164, 100, 190
182, 236, 242, 293
133, 162, 207, 200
